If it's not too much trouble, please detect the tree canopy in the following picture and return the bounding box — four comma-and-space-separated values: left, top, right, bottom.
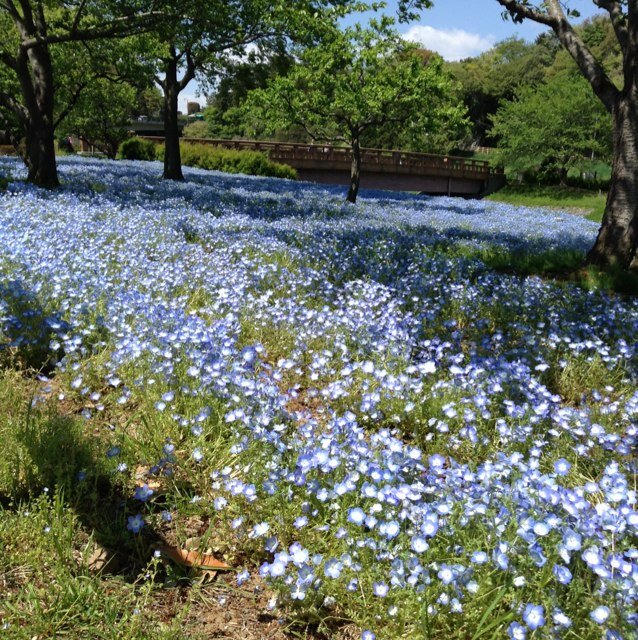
491, 72, 612, 183
245, 19, 465, 202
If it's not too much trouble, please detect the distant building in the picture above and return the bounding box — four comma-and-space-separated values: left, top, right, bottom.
187, 101, 201, 115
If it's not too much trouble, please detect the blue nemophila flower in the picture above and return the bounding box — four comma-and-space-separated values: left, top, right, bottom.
437, 565, 455, 585
554, 458, 571, 475
563, 529, 582, 551
552, 610, 572, 628
590, 606, 610, 624
126, 513, 144, 534
383, 520, 400, 539
508, 622, 527, 640
348, 507, 366, 525
552, 564, 572, 585
252, 522, 269, 537
133, 484, 153, 502
324, 558, 343, 579
470, 551, 488, 564
362, 631, 376, 640
523, 604, 545, 630
373, 582, 389, 597
411, 536, 429, 553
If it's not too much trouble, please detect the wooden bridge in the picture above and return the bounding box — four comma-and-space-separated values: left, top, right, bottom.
143, 137, 506, 197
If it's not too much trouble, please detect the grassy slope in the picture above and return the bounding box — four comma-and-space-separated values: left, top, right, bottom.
486, 184, 607, 223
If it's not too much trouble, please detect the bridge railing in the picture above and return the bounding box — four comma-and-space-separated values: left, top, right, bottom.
142, 137, 503, 179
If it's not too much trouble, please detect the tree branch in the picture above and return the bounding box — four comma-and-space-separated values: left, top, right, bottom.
496, 0, 619, 112
0, 88, 28, 119
497, 0, 557, 26
54, 80, 89, 129
177, 48, 196, 92
593, 0, 628, 53
20, 11, 163, 49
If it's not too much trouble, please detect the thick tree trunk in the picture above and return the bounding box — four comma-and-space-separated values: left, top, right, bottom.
163, 56, 184, 181
24, 121, 58, 188
346, 136, 361, 203
16, 44, 59, 188
586, 93, 638, 269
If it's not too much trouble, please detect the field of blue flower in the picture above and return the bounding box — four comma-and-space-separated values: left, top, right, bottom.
0, 156, 636, 639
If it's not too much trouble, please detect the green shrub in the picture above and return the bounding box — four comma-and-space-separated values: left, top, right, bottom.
155, 142, 296, 180
118, 137, 157, 161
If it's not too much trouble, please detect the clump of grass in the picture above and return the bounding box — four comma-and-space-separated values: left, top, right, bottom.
571, 263, 638, 295
0, 491, 191, 639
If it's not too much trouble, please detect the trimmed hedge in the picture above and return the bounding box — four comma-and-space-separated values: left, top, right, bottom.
118, 137, 157, 161
156, 142, 297, 180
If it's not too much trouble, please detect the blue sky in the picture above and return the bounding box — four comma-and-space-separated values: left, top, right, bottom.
352, 0, 603, 61
180, 1, 603, 110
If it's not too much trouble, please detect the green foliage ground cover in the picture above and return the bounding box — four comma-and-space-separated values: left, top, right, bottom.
487, 185, 607, 223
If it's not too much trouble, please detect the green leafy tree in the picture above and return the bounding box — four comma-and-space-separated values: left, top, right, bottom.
491, 72, 612, 184
149, 0, 269, 181
151, 0, 377, 181
203, 47, 296, 139
150, 0, 435, 181
493, 0, 638, 269
447, 35, 558, 145
56, 34, 158, 159
246, 19, 466, 203
60, 79, 136, 159
0, 1, 161, 187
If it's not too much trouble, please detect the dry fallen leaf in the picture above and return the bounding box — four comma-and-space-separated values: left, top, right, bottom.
157, 544, 231, 570
87, 545, 123, 574
134, 465, 162, 491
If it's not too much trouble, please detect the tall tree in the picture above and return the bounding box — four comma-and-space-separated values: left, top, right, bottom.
247, 19, 466, 203
152, 0, 276, 181
493, 0, 638, 269
491, 72, 612, 184
0, 1, 160, 187
447, 35, 557, 145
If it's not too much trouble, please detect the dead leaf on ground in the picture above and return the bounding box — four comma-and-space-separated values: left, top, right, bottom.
87, 545, 124, 574
157, 544, 232, 571
134, 465, 163, 491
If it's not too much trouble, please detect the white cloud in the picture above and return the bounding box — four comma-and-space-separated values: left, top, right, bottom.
402, 25, 495, 61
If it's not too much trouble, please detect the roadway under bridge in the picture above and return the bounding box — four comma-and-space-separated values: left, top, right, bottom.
143, 137, 506, 198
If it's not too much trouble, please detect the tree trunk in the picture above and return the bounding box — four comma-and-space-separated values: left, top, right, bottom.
24, 121, 58, 188
346, 136, 361, 203
586, 93, 638, 269
163, 56, 184, 181
16, 44, 59, 188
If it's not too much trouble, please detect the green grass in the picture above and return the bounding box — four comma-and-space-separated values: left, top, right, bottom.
487, 184, 607, 222
453, 244, 638, 296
